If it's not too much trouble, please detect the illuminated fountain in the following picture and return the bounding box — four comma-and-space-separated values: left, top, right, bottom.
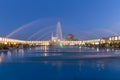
27, 26, 54, 40
56, 21, 63, 40
5, 18, 54, 40
6, 19, 43, 38
51, 21, 64, 48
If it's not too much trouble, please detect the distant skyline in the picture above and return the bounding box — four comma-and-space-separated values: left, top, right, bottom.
0, 0, 120, 40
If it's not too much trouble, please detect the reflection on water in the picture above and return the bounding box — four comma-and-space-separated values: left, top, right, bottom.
0, 46, 120, 80
0, 56, 2, 63
0, 46, 120, 63
96, 48, 99, 52
0, 46, 120, 65
43, 46, 48, 57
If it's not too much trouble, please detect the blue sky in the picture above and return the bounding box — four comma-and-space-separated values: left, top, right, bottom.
0, 0, 120, 40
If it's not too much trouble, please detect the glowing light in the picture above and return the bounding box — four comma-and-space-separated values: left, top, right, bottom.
95, 42, 99, 45
14, 42, 16, 45
115, 36, 118, 40
4, 42, 7, 44
44, 53, 48, 56
54, 40, 56, 42
59, 43, 64, 48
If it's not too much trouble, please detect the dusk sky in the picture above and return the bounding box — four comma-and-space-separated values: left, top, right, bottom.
0, 0, 120, 40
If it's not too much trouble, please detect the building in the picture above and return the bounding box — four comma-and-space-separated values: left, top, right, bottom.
109, 36, 120, 41
83, 38, 106, 45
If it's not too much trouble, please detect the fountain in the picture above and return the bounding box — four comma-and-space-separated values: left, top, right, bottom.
56, 21, 63, 40
51, 21, 64, 48
6, 19, 44, 38
5, 18, 54, 40
27, 26, 54, 40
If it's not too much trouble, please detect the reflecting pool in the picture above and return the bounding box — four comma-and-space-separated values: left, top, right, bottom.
0, 46, 120, 80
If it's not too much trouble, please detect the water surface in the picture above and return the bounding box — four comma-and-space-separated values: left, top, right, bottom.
0, 46, 120, 80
